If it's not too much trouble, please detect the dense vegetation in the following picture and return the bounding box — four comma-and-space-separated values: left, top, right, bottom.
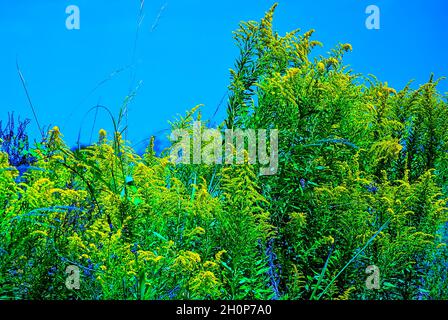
1, 4, 447, 300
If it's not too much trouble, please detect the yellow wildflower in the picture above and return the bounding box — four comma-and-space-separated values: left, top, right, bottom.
203, 261, 218, 269
317, 62, 325, 73
342, 43, 353, 52
323, 235, 335, 245
215, 250, 227, 262
99, 129, 107, 138
31, 230, 48, 237
174, 251, 201, 271
285, 68, 300, 80
98, 129, 107, 143
52, 126, 60, 135
327, 57, 339, 67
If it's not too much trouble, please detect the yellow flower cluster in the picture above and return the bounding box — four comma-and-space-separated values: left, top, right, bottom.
173, 250, 201, 271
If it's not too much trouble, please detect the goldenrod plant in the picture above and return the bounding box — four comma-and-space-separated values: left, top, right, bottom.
0, 4, 447, 300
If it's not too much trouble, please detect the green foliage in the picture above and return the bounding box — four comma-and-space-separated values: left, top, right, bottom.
0, 3, 447, 300
225, 3, 448, 300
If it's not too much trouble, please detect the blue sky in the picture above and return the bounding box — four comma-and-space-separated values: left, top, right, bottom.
1, 0, 447, 152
